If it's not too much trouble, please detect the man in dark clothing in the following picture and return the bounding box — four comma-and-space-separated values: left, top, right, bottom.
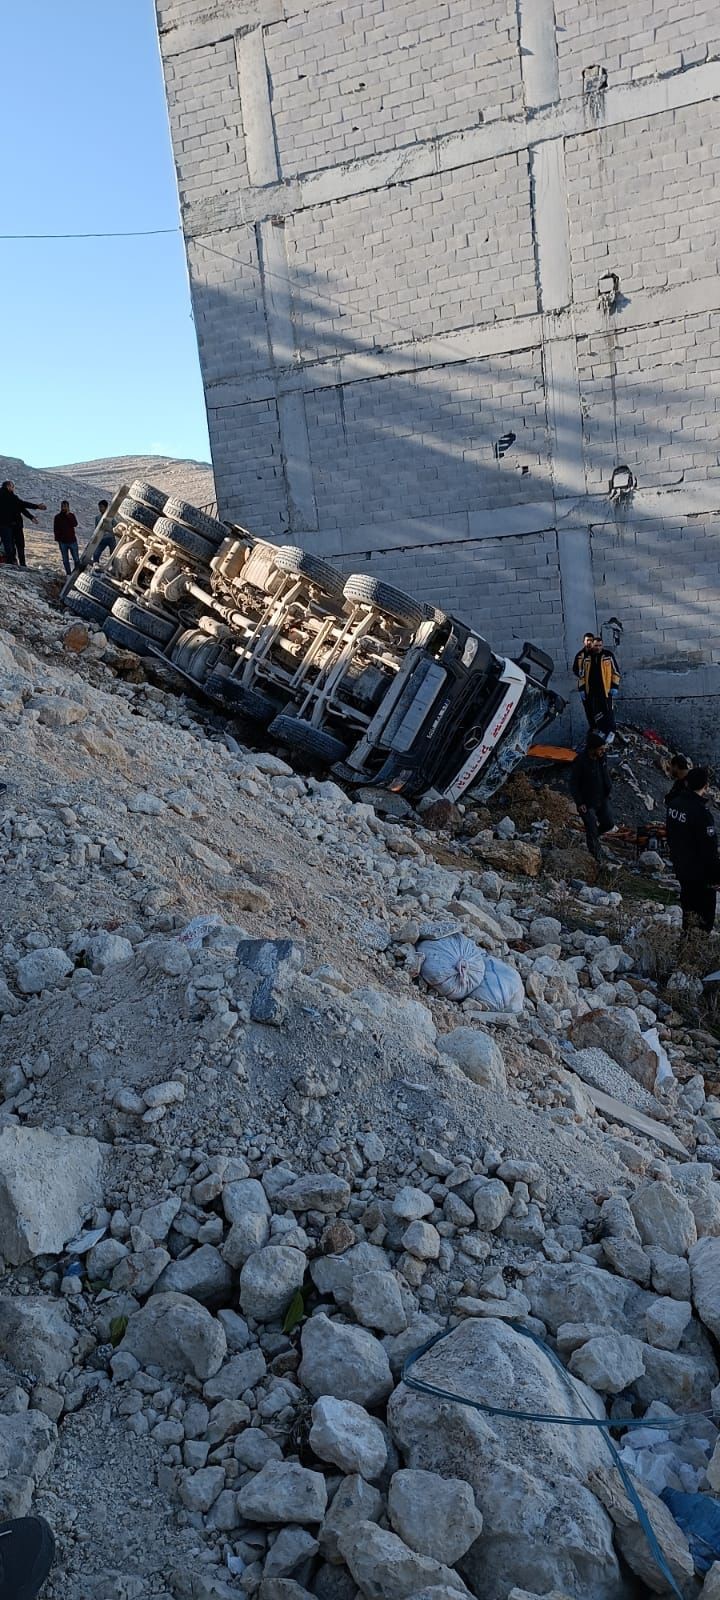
569, 731, 614, 860
92, 498, 117, 564
53, 501, 80, 575
665, 751, 691, 804
666, 766, 720, 932
577, 635, 621, 738
0, 480, 46, 567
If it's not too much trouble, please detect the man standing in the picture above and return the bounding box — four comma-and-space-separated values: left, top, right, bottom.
666, 766, 720, 932
0, 480, 47, 567
572, 632, 595, 679
53, 500, 80, 575
577, 635, 621, 738
92, 498, 117, 564
666, 751, 691, 803
569, 731, 614, 861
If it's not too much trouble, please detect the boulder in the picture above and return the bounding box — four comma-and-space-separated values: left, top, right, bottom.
349, 1270, 407, 1335
644, 1297, 693, 1352
224, 1177, 270, 1225
239, 1246, 306, 1322
120, 1292, 226, 1380
690, 1236, 720, 1340
319, 1473, 383, 1563
300, 1314, 393, 1407
86, 931, 133, 972
703, 1566, 720, 1600
569, 1009, 658, 1089
222, 1212, 271, 1268
0, 1298, 76, 1382
472, 1179, 513, 1233
440, 1029, 506, 1092
339, 1521, 467, 1600
589, 1464, 695, 1596
635, 1343, 718, 1410
277, 1175, 351, 1214
311, 1243, 392, 1308
646, 1248, 691, 1302
310, 1396, 387, 1479
15, 947, 73, 994
568, 1334, 646, 1395
238, 1460, 327, 1524
388, 1469, 483, 1565
392, 1189, 434, 1222
473, 840, 542, 877
525, 1261, 643, 1336
154, 1245, 233, 1304
0, 1127, 103, 1264
630, 1183, 697, 1256
203, 1348, 267, 1401
388, 1318, 620, 1600
667, 1162, 720, 1239
0, 1412, 57, 1518
264, 1529, 320, 1580
401, 1223, 440, 1263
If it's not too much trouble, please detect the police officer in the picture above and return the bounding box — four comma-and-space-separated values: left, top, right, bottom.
666, 766, 720, 932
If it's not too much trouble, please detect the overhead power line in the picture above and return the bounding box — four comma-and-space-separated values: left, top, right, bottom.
0, 227, 179, 240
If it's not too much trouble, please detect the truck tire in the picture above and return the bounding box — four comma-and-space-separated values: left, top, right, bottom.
273, 546, 346, 600
269, 715, 348, 765
205, 674, 279, 724
118, 496, 160, 532
111, 595, 178, 644
170, 628, 223, 683
163, 498, 227, 546
128, 481, 167, 513
153, 516, 216, 566
104, 617, 153, 656
74, 570, 125, 608
342, 572, 428, 627
343, 574, 428, 631
65, 593, 109, 626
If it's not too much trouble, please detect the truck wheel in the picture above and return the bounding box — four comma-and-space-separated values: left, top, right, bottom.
343, 574, 428, 631
128, 481, 167, 513
65, 593, 109, 626
163, 498, 227, 546
153, 516, 216, 566
273, 546, 346, 600
269, 715, 348, 765
118, 496, 160, 532
205, 674, 279, 724
104, 617, 153, 656
111, 595, 177, 644
170, 628, 223, 683
74, 570, 124, 608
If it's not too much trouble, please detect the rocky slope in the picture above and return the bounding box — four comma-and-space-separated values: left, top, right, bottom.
1, 560, 720, 1600
0, 454, 214, 557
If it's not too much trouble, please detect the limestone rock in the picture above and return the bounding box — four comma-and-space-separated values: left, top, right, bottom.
392, 1189, 434, 1222
310, 1396, 387, 1479
154, 1245, 233, 1304
277, 1175, 351, 1214
319, 1473, 383, 1563
15, 947, 73, 994
0, 1127, 103, 1265
238, 1460, 327, 1524
568, 1334, 646, 1395
630, 1183, 697, 1256
239, 1246, 306, 1322
222, 1212, 270, 1268
569, 1009, 658, 1089
690, 1236, 720, 1340
120, 1292, 226, 1380
440, 1028, 506, 1091
349, 1270, 408, 1335
339, 1521, 467, 1600
472, 1179, 513, 1232
388, 1318, 619, 1600
0, 1298, 76, 1382
388, 1468, 483, 1565
473, 839, 542, 877
644, 1297, 693, 1352
86, 931, 133, 972
703, 1565, 720, 1600
264, 1529, 320, 1580
0, 1411, 57, 1513
589, 1463, 695, 1596
402, 1223, 440, 1262
300, 1314, 393, 1407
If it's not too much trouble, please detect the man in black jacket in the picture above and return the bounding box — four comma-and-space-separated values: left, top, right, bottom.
0, 481, 46, 567
569, 731, 614, 860
665, 751, 690, 802
666, 766, 720, 932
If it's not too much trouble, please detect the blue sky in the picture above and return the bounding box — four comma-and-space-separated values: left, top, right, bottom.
0, 0, 210, 467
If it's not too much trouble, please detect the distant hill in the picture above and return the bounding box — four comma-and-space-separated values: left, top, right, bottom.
0, 453, 215, 571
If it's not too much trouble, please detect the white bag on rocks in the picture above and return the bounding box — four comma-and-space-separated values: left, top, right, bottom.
470, 954, 525, 1014
417, 934, 487, 1001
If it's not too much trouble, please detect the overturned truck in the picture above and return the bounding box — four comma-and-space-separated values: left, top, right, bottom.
65, 484, 563, 804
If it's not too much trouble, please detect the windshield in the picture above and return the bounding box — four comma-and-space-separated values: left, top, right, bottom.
467, 682, 558, 802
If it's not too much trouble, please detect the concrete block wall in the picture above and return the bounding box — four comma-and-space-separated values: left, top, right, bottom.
155, 0, 720, 755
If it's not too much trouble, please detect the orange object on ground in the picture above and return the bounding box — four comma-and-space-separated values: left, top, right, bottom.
528, 744, 577, 763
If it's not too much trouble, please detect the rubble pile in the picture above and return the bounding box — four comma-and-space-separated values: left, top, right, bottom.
3, 566, 720, 1599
